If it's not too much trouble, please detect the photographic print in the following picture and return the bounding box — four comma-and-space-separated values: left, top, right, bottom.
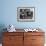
17, 7, 35, 22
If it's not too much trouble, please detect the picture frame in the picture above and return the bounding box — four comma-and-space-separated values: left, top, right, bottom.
17, 7, 35, 22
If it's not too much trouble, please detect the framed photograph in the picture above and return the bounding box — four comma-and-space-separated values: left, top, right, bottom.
17, 7, 35, 22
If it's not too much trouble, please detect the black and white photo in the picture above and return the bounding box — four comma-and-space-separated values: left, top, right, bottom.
17, 7, 35, 22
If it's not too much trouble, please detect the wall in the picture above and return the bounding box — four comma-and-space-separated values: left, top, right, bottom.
0, 0, 46, 43
0, 0, 46, 29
